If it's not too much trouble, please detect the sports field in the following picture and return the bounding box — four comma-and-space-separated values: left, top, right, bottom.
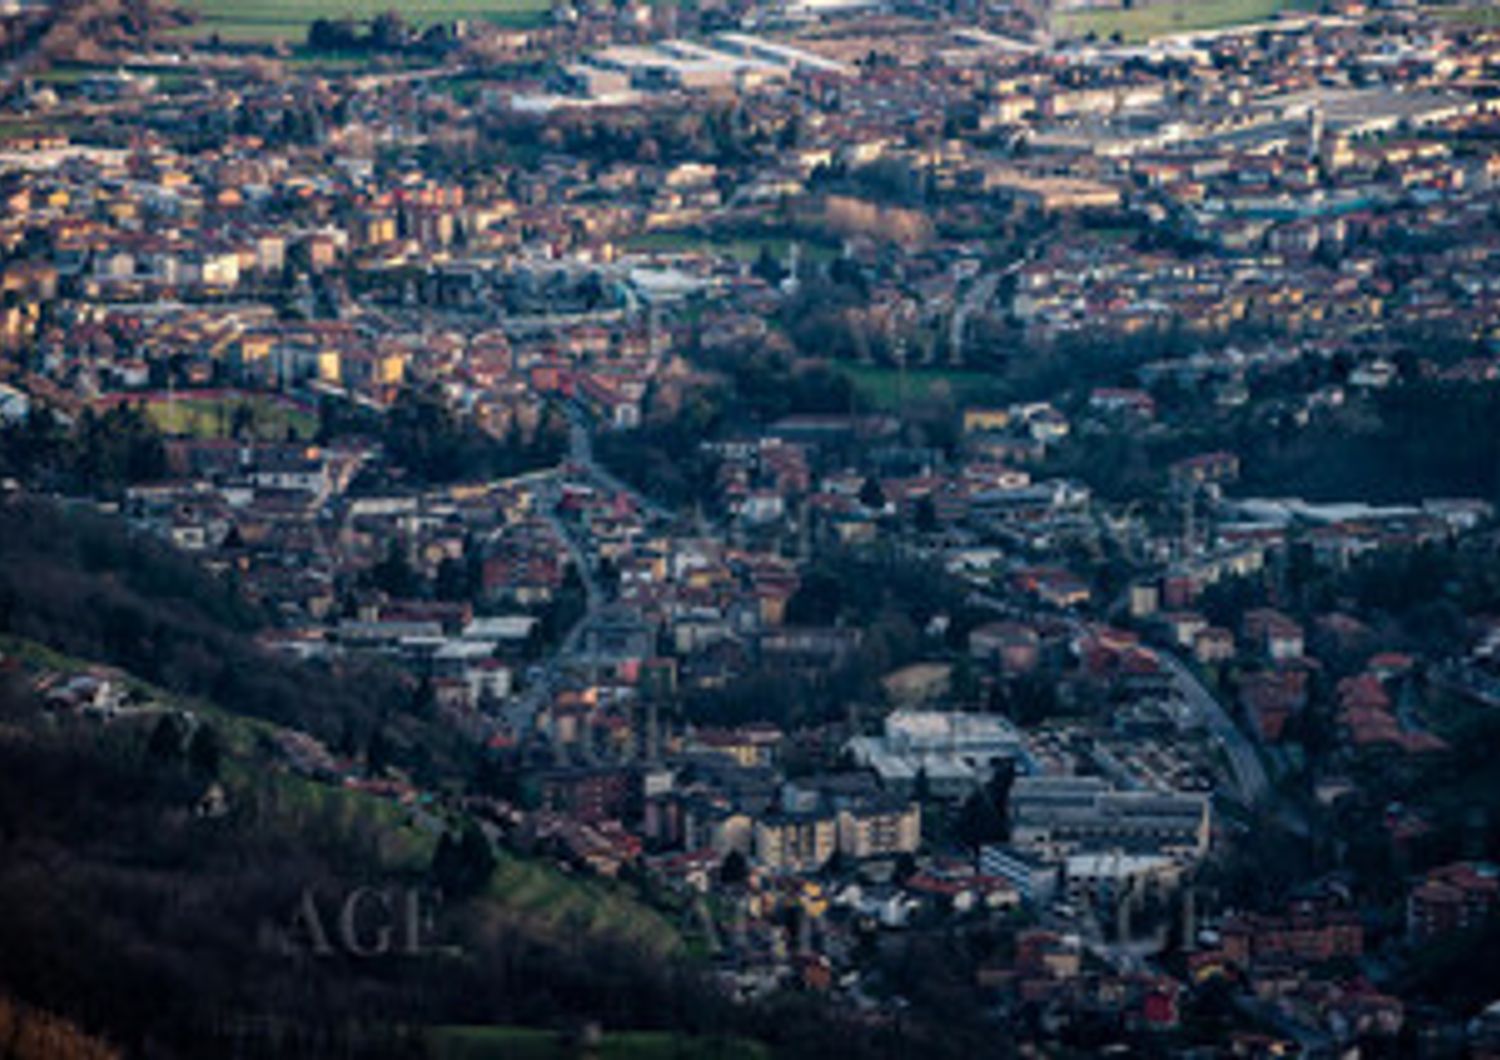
175, 0, 553, 42
106, 391, 318, 441
838, 363, 1011, 412
1055, 0, 1309, 42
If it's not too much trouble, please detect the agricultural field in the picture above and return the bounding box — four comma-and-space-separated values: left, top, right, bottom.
1054, 0, 1310, 42
173, 0, 553, 43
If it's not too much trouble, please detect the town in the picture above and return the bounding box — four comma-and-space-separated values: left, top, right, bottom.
2, 0, 1500, 1055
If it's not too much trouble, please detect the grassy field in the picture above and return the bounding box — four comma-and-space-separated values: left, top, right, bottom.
838, 363, 1010, 412
1055, 0, 1309, 42
1434, 2, 1500, 25
174, 0, 552, 43
427, 1026, 769, 1060
138, 393, 318, 442
487, 852, 683, 956
1, 631, 685, 935
0, 633, 440, 870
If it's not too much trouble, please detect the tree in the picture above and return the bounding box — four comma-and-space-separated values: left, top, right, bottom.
858, 476, 886, 512
369, 538, 420, 598
751, 246, 786, 287
431, 821, 497, 899
913, 495, 939, 534
188, 724, 222, 778
146, 714, 186, 765
366, 726, 392, 777
719, 849, 749, 887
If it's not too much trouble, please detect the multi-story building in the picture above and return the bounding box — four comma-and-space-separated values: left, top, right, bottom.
1408, 861, 1500, 943
1009, 776, 1211, 863
836, 799, 921, 861
753, 811, 837, 874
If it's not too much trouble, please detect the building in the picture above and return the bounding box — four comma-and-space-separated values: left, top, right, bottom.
754, 811, 837, 874
1009, 776, 1211, 863
1064, 852, 1181, 910
537, 766, 634, 823
1408, 862, 1500, 943
836, 798, 922, 860
846, 709, 1031, 799
980, 845, 1060, 905
1220, 901, 1364, 969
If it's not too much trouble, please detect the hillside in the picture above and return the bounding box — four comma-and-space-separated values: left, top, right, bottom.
0, 497, 716, 1058
0, 635, 722, 1059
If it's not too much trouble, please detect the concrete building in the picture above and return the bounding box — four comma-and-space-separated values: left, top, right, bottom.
846, 709, 1032, 799
1009, 775, 1211, 863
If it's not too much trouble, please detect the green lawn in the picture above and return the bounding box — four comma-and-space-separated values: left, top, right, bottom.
142, 394, 317, 442
427, 1026, 769, 1060
838, 363, 1011, 412
174, 0, 552, 42
1055, 0, 1311, 42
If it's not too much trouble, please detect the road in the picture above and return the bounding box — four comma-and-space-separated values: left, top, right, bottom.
496, 408, 671, 736
496, 491, 601, 737
964, 588, 1271, 806
948, 271, 1001, 365
1156, 650, 1270, 806
564, 403, 676, 522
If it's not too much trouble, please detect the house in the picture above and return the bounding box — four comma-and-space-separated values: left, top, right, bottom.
1239, 669, 1308, 742
1219, 901, 1363, 970
1194, 626, 1236, 665
1243, 609, 1305, 661
537, 765, 634, 823
1169, 451, 1240, 492
1408, 862, 1500, 943
969, 621, 1041, 675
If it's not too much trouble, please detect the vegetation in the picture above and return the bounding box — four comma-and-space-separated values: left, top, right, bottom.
427, 1026, 770, 1060
143, 393, 317, 442
379, 385, 568, 485
175, 0, 552, 43
0, 495, 449, 768
1056, 0, 1309, 43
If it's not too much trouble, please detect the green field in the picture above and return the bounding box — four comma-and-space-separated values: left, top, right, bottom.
427, 1026, 769, 1060
175, 0, 552, 43
487, 853, 683, 955
838, 363, 1011, 412
1434, 3, 1500, 25
1055, 0, 1310, 42
142, 394, 317, 442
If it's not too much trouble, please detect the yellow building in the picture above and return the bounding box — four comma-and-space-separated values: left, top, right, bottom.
754, 814, 836, 874
837, 802, 921, 860
963, 407, 1012, 434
